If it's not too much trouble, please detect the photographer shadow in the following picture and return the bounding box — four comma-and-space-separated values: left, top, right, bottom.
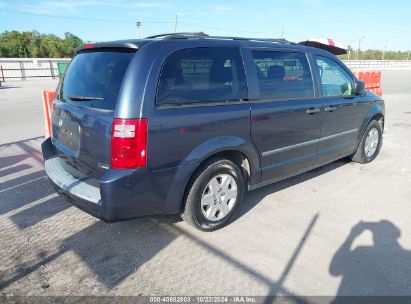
330, 220, 411, 301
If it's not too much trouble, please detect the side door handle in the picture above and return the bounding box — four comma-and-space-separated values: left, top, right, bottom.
306, 108, 321, 114
324, 106, 337, 112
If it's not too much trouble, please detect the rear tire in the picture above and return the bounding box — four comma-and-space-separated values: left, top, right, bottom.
181, 158, 245, 231
351, 120, 383, 164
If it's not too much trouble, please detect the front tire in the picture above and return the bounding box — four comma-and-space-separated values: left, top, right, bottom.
351, 120, 383, 164
181, 158, 245, 231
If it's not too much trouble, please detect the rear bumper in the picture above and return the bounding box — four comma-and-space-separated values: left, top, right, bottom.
42, 138, 178, 221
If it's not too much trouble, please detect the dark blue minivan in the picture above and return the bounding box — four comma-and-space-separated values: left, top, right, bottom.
42, 33, 385, 231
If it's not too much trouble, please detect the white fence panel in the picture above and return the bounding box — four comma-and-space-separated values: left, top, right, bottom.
0, 58, 70, 81
1, 58, 411, 82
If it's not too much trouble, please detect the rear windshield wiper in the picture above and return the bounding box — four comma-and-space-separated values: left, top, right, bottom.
67, 96, 105, 101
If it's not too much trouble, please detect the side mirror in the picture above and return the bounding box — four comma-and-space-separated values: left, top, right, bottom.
354, 80, 365, 95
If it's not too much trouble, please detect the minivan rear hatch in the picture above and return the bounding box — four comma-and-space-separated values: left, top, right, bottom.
52, 47, 136, 178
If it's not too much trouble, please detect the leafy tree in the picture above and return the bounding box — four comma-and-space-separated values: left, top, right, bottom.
62, 32, 83, 57
0, 30, 83, 58
340, 48, 410, 60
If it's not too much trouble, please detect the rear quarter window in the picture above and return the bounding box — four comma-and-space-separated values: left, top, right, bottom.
156, 47, 247, 106
58, 50, 135, 110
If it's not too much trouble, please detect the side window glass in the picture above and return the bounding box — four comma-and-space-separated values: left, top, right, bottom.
250, 51, 314, 100
315, 56, 353, 97
156, 47, 247, 105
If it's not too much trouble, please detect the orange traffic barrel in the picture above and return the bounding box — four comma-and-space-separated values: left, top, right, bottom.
42, 91, 55, 138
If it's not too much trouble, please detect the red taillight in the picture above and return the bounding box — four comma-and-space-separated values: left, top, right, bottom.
111, 118, 148, 169
84, 43, 95, 49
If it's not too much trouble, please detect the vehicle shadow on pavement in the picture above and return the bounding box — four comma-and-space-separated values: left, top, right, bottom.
235, 158, 351, 221
2, 211, 313, 302
61, 218, 179, 289
0, 216, 181, 291
1, 147, 316, 297
0, 137, 339, 299
9, 195, 69, 229
330, 220, 411, 301
153, 214, 319, 303
0, 138, 180, 291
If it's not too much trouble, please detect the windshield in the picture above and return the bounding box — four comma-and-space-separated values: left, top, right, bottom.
58, 50, 135, 110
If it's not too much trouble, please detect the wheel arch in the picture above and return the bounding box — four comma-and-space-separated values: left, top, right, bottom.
357, 104, 385, 143
162, 136, 261, 214
179, 149, 251, 212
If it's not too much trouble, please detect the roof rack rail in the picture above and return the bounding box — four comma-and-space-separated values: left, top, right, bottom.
145, 32, 293, 44
145, 32, 209, 39
206, 36, 291, 44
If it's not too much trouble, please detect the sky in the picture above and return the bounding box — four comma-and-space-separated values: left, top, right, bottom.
0, 0, 410, 51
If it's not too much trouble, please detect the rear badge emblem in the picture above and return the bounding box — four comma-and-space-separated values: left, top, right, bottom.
58, 118, 63, 127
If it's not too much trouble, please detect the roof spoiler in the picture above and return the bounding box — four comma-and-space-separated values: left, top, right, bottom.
298, 38, 347, 55
76, 42, 139, 53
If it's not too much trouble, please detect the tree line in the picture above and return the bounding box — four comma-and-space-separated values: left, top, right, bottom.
0, 30, 409, 60
0, 30, 83, 58
340, 47, 410, 60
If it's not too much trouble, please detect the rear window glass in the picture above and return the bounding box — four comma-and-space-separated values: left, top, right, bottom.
156, 47, 247, 106
58, 50, 135, 110
251, 51, 314, 100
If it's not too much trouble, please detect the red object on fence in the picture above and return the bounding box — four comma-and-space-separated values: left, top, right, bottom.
353, 70, 382, 96
42, 91, 55, 138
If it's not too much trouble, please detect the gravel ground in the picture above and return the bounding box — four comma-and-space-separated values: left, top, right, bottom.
0, 71, 410, 301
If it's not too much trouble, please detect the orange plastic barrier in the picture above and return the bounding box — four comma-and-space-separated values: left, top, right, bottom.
353, 70, 382, 96
42, 91, 55, 138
